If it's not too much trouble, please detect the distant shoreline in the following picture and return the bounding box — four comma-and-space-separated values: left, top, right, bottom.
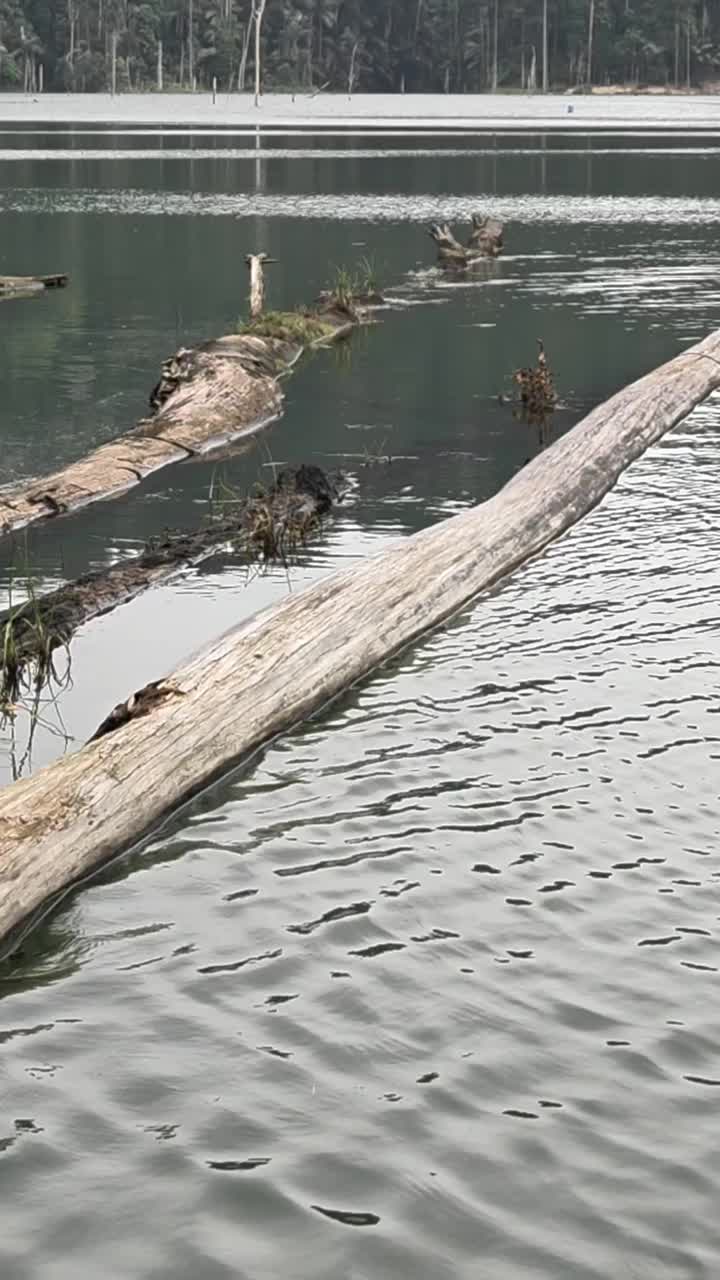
2, 92, 720, 133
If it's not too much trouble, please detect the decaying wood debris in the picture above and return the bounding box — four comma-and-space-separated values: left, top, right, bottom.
0, 273, 68, 295
2, 327, 720, 953
0, 464, 343, 707
0, 297, 362, 539
512, 340, 558, 419
428, 213, 504, 267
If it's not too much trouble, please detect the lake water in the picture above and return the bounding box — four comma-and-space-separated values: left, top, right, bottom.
1, 122, 719, 1279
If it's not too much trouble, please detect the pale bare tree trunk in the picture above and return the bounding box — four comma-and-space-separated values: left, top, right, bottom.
412, 0, 424, 52
674, 19, 680, 87
491, 0, 498, 90
157, 38, 163, 90
254, 0, 267, 107
111, 29, 117, 95
348, 39, 359, 97
542, 0, 548, 91
188, 0, 194, 90
39, 62, 44, 91
245, 253, 267, 319
587, 0, 595, 88
238, 17, 252, 89
686, 2, 692, 88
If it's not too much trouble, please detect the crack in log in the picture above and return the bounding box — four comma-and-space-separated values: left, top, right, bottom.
153, 434, 198, 457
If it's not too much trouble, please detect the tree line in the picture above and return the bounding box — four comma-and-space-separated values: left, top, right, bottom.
1, 1, 719, 97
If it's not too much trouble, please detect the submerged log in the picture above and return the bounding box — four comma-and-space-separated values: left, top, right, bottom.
2, 329, 720, 951
0, 273, 68, 295
0, 300, 359, 538
0, 465, 343, 707
429, 212, 503, 268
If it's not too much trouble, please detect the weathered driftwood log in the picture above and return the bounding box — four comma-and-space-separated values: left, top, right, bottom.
0, 301, 358, 538
0, 465, 343, 707
2, 329, 720, 951
429, 213, 503, 267
0, 273, 68, 295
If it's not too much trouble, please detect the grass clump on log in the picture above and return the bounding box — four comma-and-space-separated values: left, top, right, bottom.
0, 465, 343, 710
0, 575, 68, 712
238, 310, 337, 345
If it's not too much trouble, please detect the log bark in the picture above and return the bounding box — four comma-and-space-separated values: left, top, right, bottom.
2, 330, 720, 952
0, 465, 344, 704
0, 304, 358, 538
0, 274, 68, 295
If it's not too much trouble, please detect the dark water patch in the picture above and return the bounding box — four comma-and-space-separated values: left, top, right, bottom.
311, 1205, 380, 1227
207, 1157, 271, 1171
287, 902, 372, 935
197, 948, 283, 975
348, 942, 406, 958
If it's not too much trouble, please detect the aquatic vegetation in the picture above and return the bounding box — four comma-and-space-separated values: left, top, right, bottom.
238, 309, 336, 344
511, 340, 558, 419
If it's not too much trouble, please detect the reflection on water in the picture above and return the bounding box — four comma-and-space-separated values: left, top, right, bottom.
0, 133, 719, 1278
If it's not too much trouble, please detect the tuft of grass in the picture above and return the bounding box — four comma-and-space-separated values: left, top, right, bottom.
238, 309, 336, 344
326, 257, 384, 309
0, 564, 69, 714
329, 266, 356, 311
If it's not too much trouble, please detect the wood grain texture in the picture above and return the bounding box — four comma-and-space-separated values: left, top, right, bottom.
2, 331, 720, 949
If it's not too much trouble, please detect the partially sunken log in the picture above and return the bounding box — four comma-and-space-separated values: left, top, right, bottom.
0, 300, 359, 538
429, 212, 503, 268
0, 465, 343, 708
0, 273, 68, 295
2, 329, 720, 951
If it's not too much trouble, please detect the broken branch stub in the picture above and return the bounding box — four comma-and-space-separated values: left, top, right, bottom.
244, 252, 277, 320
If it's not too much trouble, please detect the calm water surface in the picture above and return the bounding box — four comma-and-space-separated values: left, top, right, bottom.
0, 130, 719, 1278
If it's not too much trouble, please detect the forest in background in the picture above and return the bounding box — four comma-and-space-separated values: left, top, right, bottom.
1, 0, 720, 97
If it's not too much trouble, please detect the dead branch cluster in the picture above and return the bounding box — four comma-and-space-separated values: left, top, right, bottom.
428, 212, 504, 268
512, 340, 558, 420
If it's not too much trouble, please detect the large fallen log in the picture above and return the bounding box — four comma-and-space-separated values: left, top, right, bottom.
0, 300, 358, 537
0, 464, 343, 707
0, 273, 68, 295
2, 329, 720, 952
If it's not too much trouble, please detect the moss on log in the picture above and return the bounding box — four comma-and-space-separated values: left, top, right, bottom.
0, 300, 359, 538
2, 329, 720, 952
